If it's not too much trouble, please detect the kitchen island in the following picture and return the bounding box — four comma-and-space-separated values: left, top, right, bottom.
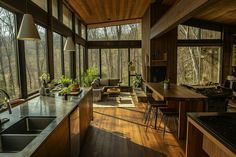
0, 88, 93, 157
186, 112, 236, 157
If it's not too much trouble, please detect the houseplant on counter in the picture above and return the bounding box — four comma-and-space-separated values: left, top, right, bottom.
39, 73, 51, 95
132, 74, 142, 88
58, 75, 72, 87
60, 87, 71, 100
163, 78, 170, 90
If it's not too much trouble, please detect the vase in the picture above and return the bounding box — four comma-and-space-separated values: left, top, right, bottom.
64, 94, 68, 100
164, 83, 170, 90
39, 86, 45, 96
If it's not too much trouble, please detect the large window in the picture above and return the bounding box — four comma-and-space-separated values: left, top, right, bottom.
87, 23, 142, 41
31, 0, 48, 11
177, 47, 221, 85
52, 0, 58, 19
53, 32, 62, 79
88, 49, 100, 75
76, 44, 80, 80
63, 37, 71, 78
178, 25, 221, 40
130, 48, 142, 75
25, 25, 47, 94
0, 7, 20, 98
80, 45, 85, 75
63, 5, 72, 29
101, 49, 129, 85
81, 24, 86, 39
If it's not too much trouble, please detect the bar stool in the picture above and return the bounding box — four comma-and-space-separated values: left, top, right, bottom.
157, 107, 178, 138
145, 96, 166, 131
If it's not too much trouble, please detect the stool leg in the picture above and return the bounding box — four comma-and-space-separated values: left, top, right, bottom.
145, 106, 152, 131
144, 104, 149, 124
157, 113, 164, 131
154, 108, 158, 129
163, 116, 169, 139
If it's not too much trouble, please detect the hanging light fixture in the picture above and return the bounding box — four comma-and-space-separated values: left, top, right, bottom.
64, 37, 76, 51
17, 14, 40, 40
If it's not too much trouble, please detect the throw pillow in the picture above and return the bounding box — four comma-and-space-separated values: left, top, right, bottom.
109, 79, 120, 86
99, 79, 109, 86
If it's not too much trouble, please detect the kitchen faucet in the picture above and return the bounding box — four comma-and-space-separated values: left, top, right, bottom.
0, 89, 12, 125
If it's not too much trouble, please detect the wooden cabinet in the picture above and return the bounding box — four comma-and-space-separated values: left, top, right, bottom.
80, 90, 93, 143
32, 117, 70, 157
70, 106, 80, 157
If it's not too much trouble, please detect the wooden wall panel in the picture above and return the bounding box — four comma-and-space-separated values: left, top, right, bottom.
142, 7, 151, 81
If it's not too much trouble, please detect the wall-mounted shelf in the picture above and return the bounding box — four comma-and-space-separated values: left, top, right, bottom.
151, 60, 167, 66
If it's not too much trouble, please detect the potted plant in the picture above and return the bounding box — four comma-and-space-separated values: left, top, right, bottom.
39, 73, 51, 95
163, 78, 170, 89
61, 87, 71, 100
69, 79, 80, 92
132, 74, 142, 88
58, 75, 72, 87
82, 67, 98, 87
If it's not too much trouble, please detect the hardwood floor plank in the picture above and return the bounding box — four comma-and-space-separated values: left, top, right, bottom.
80, 100, 185, 157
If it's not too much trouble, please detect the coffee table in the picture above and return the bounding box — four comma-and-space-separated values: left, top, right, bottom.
105, 87, 121, 101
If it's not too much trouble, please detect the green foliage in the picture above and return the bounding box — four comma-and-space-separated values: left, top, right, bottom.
82, 67, 98, 87
58, 75, 72, 87
40, 73, 50, 83
163, 78, 170, 84
60, 87, 71, 95
132, 74, 142, 88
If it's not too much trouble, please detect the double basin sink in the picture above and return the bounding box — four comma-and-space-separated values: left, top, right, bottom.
0, 116, 56, 153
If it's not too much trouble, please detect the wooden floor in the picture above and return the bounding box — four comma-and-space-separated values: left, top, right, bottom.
80, 100, 185, 157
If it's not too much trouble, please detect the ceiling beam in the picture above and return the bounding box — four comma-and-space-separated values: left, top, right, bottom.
150, 0, 217, 39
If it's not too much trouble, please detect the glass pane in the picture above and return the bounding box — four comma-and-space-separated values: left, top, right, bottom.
25, 25, 47, 94
81, 24, 86, 39
178, 25, 221, 40
31, 0, 47, 11
80, 45, 85, 75
177, 47, 221, 85
63, 37, 71, 78
88, 49, 100, 75
63, 5, 72, 29
87, 23, 141, 41
101, 49, 128, 85
53, 32, 62, 79
232, 45, 236, 66
76, 44, 80, 79
130, 48, 142, 75
101, 49, 118, 79
0, 7, 20, 98
52, 0, 58, 19
75, 18, 79, 34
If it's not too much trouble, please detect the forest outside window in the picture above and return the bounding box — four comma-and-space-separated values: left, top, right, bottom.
25, 25, 47, 94
63, 37, 71, 78
80, 45, 85, 75
177, 46, 221, 85
88, 49, 100, 76
76, 44, 80, 80
53, 32, 62, 79
0, 7, 20, 98
31, 0, 48, 12
63, 5, 72, 29
130, 48, 142, 75
52, 0, 58, 19
87, 23, 141, 41
81, 24, 86, 39
101, 49, 129, 85
178, 25, 221, 40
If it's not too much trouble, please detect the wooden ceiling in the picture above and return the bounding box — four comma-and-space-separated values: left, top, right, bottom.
195, 0, 236, 25
67, 0, 150, 26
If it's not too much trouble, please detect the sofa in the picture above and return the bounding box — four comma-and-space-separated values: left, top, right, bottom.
91, 78, 120, 101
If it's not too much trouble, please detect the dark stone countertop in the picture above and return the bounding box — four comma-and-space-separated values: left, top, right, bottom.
0, 88, 91, 157
188, 112, 236, 155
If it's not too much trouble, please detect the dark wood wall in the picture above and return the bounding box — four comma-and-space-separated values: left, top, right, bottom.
142, 2, 177, 83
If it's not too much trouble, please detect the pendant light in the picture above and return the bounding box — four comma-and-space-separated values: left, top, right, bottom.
64, 37, 76, 51
17, 0, 40, 40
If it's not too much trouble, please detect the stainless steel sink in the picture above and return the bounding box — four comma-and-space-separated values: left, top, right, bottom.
0, 134, 37, 153
2, 116, 56, 134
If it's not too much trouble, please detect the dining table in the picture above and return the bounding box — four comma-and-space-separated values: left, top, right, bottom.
144, 82, 208, 139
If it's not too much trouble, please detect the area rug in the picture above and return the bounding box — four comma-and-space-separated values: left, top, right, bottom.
93, 92, 135, 108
